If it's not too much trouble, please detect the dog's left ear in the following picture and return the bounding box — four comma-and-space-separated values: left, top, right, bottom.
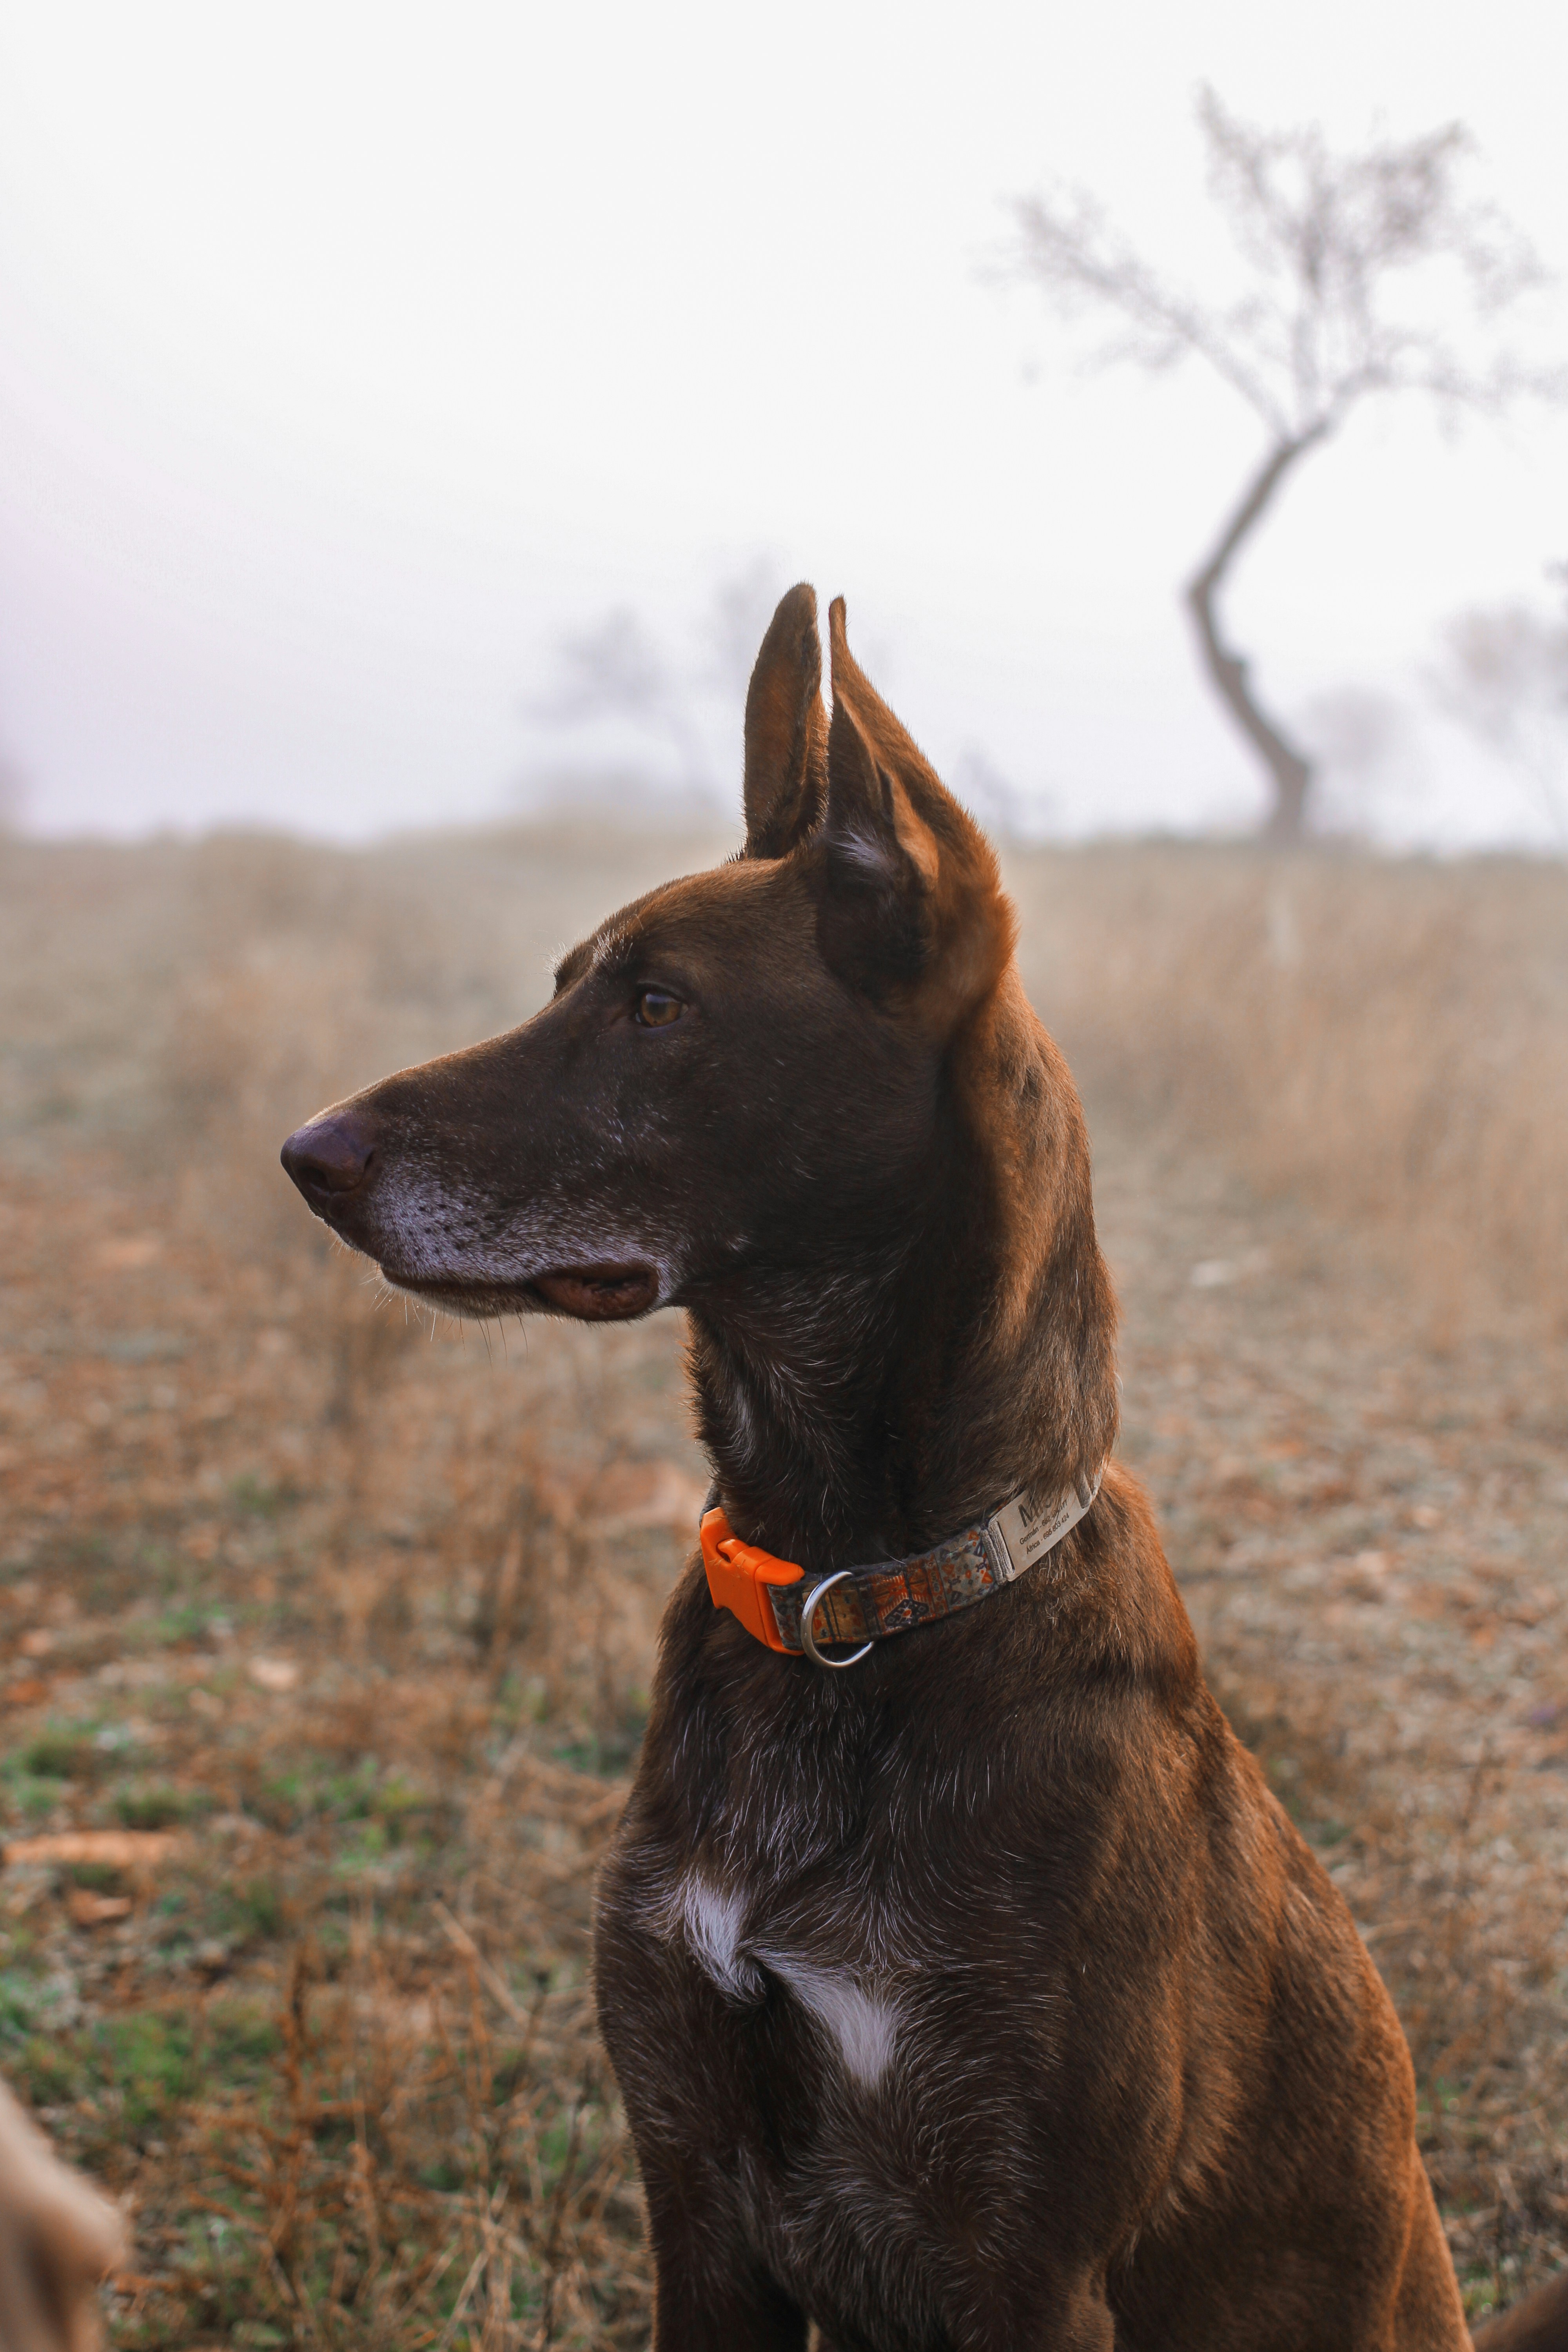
742, 584, 829, 858
810, 597, 1013, 1012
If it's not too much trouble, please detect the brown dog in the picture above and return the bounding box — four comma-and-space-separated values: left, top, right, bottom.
282, 589, 1565, 2352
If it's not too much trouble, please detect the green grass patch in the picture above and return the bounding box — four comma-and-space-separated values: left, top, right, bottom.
95, 2013, 197, 2132
116, 1781, 210, 1831
208, 1876, 285, 1943
228, 1473, 299, 1518
205, 2001, 281, 2086
17, 2033, 85, 2106
2, 1772, 67, 1825
250, 1752, 437, 1837
152, 1600, 220, 1645
71, 1860, 127, 1894
554, 1710, 647, 1778
20, 1729, 98, 1779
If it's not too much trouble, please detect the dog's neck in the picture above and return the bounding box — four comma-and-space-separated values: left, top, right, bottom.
685, 976, 1119, 1575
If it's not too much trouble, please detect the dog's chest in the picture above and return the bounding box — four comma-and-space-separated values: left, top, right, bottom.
670, 1863, 905, 2090
617, 1815, 1054, 2350
617, 1726, 1057, 2116
594, 1681, 1096, 2352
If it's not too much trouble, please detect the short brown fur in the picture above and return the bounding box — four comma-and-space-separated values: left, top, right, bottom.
281, 587, 1564, 2352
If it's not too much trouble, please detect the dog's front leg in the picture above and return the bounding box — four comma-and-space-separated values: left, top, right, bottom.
942, 2268, 1117, 2352
641, 2164, 806, 2352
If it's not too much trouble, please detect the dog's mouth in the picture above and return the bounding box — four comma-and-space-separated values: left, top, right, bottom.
389, 1262, 661, 1323
528, 1264, 661, 1320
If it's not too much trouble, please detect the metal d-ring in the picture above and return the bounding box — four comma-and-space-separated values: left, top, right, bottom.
799, 1571, 874, 1670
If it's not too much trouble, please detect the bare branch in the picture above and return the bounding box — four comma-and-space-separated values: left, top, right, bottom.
1008, 187, 1289, 432
1008, 91, 1561, 440
1001, 86, 1564, 837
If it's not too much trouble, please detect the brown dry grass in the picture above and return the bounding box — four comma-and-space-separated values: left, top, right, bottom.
0, 823, 1563, 2345
1020, 844, 1568, 1345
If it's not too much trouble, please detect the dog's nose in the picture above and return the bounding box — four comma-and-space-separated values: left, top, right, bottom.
281, 1113, 376, 1203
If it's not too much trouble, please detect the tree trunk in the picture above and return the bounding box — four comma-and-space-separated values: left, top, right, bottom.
1185, 427, 1329, 843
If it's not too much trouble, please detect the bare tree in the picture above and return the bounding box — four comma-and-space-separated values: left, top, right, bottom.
1007, 90, 1559, 838
526, 565, 792, 809
1431, 588, 1568, 842
529, 605, 712, 789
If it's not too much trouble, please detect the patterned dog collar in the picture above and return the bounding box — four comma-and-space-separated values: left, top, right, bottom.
701, 1469, 1104, 1669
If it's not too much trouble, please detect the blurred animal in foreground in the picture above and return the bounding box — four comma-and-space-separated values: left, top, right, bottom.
282, 588, 1566, 2351
0, 2077, 125, 2352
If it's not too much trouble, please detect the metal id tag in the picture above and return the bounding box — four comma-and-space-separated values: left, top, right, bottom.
986, 1472, 1102, 1583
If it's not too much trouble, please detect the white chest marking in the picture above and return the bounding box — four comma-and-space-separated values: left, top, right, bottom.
757, 1952, 901, 2089
673, 1873, 901, 2089
677, 1875, 757, 2002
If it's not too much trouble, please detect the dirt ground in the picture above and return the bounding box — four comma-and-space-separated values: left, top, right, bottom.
0, 828, 1564, 2345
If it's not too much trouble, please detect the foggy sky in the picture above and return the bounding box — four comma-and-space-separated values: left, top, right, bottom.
1, 0, 1565, 849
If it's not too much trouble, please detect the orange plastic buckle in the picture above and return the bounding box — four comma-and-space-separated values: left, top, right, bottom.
701, 1508, 803, 1653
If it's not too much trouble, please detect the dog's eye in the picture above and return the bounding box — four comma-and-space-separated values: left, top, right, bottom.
633, 989, 683, 1028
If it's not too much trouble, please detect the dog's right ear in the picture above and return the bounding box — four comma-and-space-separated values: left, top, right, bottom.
741, 583, 829, 859
809, 597, 1013, 1018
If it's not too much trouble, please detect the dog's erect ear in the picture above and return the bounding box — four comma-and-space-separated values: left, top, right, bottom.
742, 583, 829, 859
811, 597, 1012, 1010
816, 663, 939, 994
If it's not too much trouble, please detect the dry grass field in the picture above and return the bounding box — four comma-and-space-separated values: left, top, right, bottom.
0, 821, 1564, 2347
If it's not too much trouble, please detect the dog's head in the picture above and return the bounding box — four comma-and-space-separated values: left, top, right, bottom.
281, 588, 1016, 1323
